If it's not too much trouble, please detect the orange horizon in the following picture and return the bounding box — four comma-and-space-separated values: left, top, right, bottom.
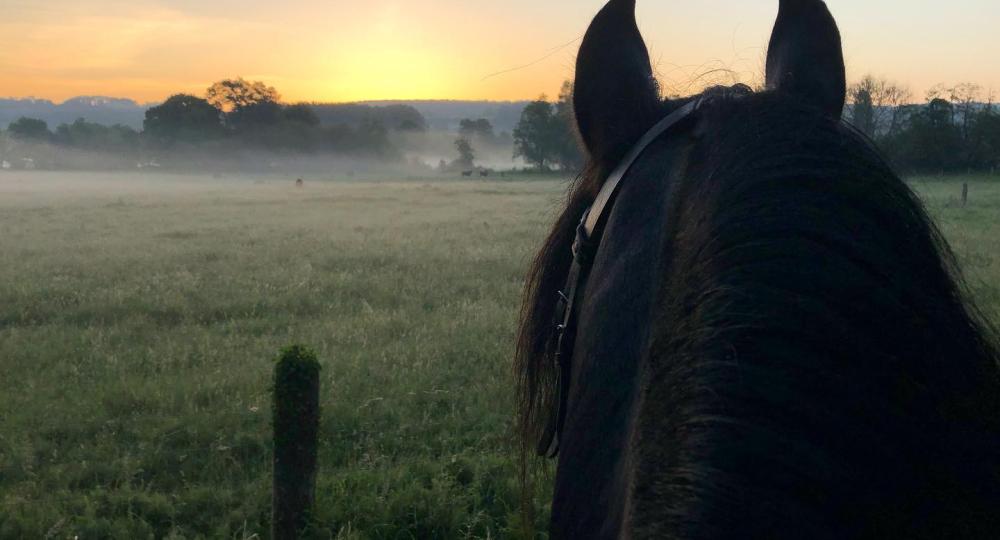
2, 1, 998, 107
3, 76, 994, 108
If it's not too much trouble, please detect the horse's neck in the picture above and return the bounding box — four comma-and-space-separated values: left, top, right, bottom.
550, 137, 686, 539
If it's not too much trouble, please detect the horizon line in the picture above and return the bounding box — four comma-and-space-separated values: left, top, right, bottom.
0, 95, 544, 107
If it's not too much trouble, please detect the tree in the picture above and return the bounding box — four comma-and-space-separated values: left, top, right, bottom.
143, 94, 223, 146
284, 104, 321, 127
398, 119, 424, 132
887, 98, 964, 172
230, 101, 284, 129
971, 107, 1000, 171
206, 78, 280, 113
459, 118, 494, 140
454, 137, 475, 168
384, 105, 427, 132
512, 88, 583, 171
847, 75, 912, 139
7, 117, 51, 141
552, 81, 584, 171
54, 119, 139, 153
849, 85, 876, 138
513, 98, 557, 170
949, 83, 982, 143
354, 116, 393, 157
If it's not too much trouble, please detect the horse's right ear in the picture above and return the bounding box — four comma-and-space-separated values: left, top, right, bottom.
574, 0, 660, 169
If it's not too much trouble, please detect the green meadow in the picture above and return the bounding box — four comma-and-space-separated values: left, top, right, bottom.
0, 172, 997, 538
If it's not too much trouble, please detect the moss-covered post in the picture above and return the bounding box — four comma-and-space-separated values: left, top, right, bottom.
272, 345, 320, 539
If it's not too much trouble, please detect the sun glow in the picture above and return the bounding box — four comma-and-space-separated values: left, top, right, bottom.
1, 0, 998, 104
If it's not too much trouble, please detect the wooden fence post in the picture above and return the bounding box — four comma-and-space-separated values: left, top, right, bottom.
272, 345, 321, 539
962, 182, 969, 208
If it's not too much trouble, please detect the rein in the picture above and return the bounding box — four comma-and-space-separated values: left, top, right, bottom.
538, 98, 704, 458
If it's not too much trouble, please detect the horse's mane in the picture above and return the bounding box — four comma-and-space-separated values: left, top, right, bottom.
515, 88, 1000, 536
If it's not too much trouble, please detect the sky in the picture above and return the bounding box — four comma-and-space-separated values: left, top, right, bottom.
1, 0, 998, 104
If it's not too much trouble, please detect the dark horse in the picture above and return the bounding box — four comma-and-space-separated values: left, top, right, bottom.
515, 0, 1000, 538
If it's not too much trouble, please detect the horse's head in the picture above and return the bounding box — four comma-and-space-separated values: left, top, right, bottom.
517, 1, 1000, 538
574, 0, 845, 175
518, 0, 851, 476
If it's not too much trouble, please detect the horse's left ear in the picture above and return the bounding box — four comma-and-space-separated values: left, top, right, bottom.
765, 0, 846, 118
574, 0, 660, 169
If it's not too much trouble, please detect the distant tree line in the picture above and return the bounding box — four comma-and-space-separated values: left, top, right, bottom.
309, 103, 428, 132
507, 77, 1000, 176
143, 78, 411, 157
7, 116, 141, 154
0, 78, 431, 166
5, 75, 998, 175
847, 77, 998, 173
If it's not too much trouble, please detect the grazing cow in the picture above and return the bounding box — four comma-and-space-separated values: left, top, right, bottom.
515, 1, 1000, 538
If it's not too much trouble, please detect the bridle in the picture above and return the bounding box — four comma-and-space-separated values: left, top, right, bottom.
538, 97, 706, 458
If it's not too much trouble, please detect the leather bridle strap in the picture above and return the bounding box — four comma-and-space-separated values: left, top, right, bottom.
585, 98, 702, 236
538, 98, 703, 458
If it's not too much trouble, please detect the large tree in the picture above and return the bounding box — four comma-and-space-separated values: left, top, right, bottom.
143, 94, 223, 145
459, 118, 494, 140
7, 117, 51, 141
513, 86, 584, 171
513, 98, 557, 170
206, 78, 280, 131
206, 78, 280, 113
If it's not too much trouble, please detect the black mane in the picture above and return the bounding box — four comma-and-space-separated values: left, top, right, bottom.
631, 91, 1000, 538
516, 88, 1000, 538
517, 1, 1000, 537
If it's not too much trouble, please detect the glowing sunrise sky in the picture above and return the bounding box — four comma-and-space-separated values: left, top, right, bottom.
1, 0, 998, 104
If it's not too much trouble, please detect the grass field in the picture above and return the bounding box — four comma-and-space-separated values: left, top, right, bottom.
0, 172, 998, 539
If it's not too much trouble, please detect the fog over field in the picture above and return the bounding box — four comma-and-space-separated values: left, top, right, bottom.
0, 171, 567, 537
0, 171, 997, 537
0, 97, 533, 176
393, 130, 526, 171
2, 133, 524, 177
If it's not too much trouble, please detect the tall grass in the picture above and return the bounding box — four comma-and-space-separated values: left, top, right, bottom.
0, 172, 996, 538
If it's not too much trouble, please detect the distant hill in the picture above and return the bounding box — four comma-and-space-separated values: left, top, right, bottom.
358, 100, 530, 133
0, 97, 533, 134
308, 103, 430, 132
0, 96, 150, 130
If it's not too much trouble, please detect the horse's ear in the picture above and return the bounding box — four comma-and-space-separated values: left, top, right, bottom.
765, 0, 846, 118
574, 0, 660, 168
